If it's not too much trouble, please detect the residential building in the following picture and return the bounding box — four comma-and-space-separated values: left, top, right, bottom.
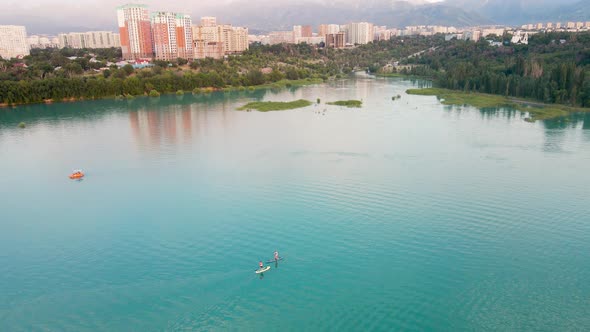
268, 31, 294, 44
377, 30, 396, 41
150, 12, 192, 61
175, 14, 193, 59
346, 22, 374, 45
293, 25, 302, 40
192, 25, 219, 44
57, 31, 120, 49
319, 24, 340, 37
511, 31, 529, 45
0, 25, 29, 59
374, 26, 387, 41
301, 25, 312, 38
201, 17, 217, 27
193, 40, 223, 59
117, 4, 153, 60
295, 36, 324, 45
28, 35, 57, 49
229, 26, 248, 54
462, 30, 481, 41
546, 22, 553, 29
151, 11, 178, 61
326, 32, 345, 48
192, 21, 247, 58
482, 28, 505, 37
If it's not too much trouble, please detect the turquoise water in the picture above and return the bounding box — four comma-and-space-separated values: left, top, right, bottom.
1, 77, 590, 331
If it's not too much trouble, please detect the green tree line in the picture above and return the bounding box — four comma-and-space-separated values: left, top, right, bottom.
406, 32, 590, 107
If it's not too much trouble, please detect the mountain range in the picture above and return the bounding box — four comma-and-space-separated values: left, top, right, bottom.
207, 0, 590, 32
4, 0, 590, 35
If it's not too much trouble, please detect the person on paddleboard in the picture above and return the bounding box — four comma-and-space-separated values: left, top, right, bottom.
274, 251, 279, 261
259, 261, 264, 270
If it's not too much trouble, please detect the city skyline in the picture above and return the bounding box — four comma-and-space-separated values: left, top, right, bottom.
0, 0, 586, 35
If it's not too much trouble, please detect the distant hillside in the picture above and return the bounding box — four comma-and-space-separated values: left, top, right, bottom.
208, 0, 490, 32
4, 0, 590, 35
447, 0, 588, 25
553, 0, 590, 22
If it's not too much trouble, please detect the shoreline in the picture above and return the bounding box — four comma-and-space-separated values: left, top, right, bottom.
406, 88, 589, 121
0, 78, 325, 109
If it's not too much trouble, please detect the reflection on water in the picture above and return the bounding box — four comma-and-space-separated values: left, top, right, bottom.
2, 78, 590, 331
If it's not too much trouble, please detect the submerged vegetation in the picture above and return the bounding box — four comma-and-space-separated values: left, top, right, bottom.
18, 122, 26, 128
238, 99, 312, 112
327, 100, 363, 108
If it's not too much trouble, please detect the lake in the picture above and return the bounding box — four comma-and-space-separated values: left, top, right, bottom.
1, 77, 590, 331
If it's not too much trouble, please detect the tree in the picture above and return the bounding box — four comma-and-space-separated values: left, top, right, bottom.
122, 64, 134, 76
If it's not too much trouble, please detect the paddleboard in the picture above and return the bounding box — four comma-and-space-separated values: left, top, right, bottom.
266, 257, 284, 264
255, 266, 271, 274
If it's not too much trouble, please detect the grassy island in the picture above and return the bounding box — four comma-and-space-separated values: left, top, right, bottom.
406, 88, 587, 121
327, 100, 363, 108
238, 99, 312, 112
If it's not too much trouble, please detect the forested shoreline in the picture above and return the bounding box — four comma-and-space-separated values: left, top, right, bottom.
2, 32, 590, 115
403, 32, 590, 108
0, 38, 438, 106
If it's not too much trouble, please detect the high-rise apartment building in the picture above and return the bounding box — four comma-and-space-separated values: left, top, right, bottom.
293, 25, 302, 40
269, 31, 294, 44
192, 18, 248, 59
301, 25, 313, 38
151, 12, 177, 61
292, 25, 314, 40
58, 31, 121, 49
117, 4, 153, 60
176, 14, 193, 59
229, 26, 248, 54
151, 12, 193, 61
194, 40, 224, 59
326, 32, 345, 48
319, 24, 340, 38
0, 25, 29, 59
346, 22, 374, 45
201, 17, 217, 27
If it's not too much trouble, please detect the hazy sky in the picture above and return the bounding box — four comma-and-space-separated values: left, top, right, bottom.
0, 0, 444, 32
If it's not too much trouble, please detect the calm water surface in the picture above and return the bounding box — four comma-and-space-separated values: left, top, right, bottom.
1, 78, 590, 331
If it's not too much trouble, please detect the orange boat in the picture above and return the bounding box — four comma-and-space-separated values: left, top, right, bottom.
69, 170, 84, 179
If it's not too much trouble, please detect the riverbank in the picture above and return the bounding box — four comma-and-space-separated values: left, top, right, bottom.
221, 78, 324, 92
406, 88, 589, 121
0, 78, 325, 109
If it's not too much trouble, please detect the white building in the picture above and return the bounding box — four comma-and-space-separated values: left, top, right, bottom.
482, 28, 505, 37
0, 25, 29, 59
192, 22, 248, 58
116, 4, 153, 60
200, 16, 217, 27
346, 22, 374, 45
293, 25, 302, 40
151, 12, 178, 61
268, 31, 294, 44
511, 31, 529, 45
58, 31, 120, 49
295, 36, 325, 45
319, 24, 340, 37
